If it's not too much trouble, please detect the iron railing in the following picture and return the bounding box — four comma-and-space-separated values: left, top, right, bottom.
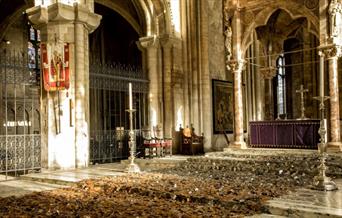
90, 129, 144, 164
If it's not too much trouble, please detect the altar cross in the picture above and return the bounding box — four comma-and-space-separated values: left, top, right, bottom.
296, 84, 309, 120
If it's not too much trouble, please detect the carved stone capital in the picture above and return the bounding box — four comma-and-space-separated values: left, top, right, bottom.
228, 59, 246, 74
26, 3, 101, 33
320, 45, 342, 59
318, 50, 325, 58
138, 36, 159, 51
259, 67, 277, 79
159, 34, 182, 50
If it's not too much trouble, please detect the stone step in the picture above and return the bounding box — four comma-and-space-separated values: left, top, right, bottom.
245, 214, 287, 218
266, 179, 342, 218
0, 179, 67, 198
120, 156, 188, 171
20, 167, 126, 186
19, 157, 187, 186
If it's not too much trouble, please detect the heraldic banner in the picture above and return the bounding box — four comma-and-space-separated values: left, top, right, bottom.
41, 43, 70, 91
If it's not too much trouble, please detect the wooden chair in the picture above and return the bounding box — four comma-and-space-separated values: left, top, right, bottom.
153, 124, 165, 157
141, 126, 160, 158
163, 138, 173, 156
180, 125, 204, 155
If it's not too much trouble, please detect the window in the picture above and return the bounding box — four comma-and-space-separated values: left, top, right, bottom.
276, 54, 286, 117
27, 24, 40, 84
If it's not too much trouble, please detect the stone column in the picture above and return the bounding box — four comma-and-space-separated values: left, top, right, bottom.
228, 59, 246, 149
255, 41, 265, 121
323, 45, 342, 151
27, 3, 101, 169
160, 35, 174, 138
259, 67, 276, 120
138, 36, 160, 129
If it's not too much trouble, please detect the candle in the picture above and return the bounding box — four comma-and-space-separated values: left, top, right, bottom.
319, 51, 324, 97
129, 83, 133, 110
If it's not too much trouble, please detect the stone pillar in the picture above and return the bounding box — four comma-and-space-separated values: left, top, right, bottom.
259, 67, 276, 120
228, 59, 246, 149
160, 35, 174, 138
255, 41, 265, 121
324, 45, 342, 151
27, 3, 101, 169
138, 36, 160, 129
265, 79, 274, 120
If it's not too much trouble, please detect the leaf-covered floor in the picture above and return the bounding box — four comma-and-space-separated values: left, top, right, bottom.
2, 154, 340, 217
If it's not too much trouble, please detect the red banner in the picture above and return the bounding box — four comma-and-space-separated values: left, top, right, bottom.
41, 43, 70, 91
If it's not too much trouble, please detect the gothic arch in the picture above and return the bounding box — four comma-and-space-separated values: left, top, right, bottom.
241, 1, 319, 55
95, 0, 145, 36
94, 0, 170, 38
0, 4, 30, 42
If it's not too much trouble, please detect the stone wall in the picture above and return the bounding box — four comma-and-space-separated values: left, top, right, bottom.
208, 0, 230, 151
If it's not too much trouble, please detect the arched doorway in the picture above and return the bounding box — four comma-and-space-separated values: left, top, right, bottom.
89, 3, 148, 164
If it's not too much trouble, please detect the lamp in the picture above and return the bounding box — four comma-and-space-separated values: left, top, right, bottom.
2, 39, 10, 45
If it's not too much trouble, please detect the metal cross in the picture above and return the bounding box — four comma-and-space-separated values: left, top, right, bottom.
296, 84, 309, 120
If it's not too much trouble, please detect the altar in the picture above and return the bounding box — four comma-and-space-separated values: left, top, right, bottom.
249, 120, 320, 149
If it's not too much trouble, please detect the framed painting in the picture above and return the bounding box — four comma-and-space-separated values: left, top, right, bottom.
212, 79, 234, 134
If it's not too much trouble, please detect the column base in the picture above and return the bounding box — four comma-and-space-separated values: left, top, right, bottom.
228, 141, 247, 149
326, 141, 342, 153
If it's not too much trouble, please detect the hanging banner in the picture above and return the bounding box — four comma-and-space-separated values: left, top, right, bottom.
41, 43, 70, 91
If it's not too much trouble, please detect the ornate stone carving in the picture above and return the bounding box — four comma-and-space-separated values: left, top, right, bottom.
322, 45, 342, 59
259, 67, 277, 79
228, 59, 245, 73
242, 10, 254, 25
328, 0, 342, 38
224, 10, 233, 62
138, 36, 159, 49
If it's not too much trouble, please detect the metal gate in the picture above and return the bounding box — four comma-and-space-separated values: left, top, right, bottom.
0, 50, 41, 179
89, 61, 148, 164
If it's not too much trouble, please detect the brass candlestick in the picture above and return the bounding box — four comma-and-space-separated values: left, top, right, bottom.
312, 96, 337, 191
125, 108, 140, 173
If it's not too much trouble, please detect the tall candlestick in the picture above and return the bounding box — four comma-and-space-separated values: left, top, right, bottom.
319, 51, 324, 97
126, 82, 140, 173
129, 83, 133, 110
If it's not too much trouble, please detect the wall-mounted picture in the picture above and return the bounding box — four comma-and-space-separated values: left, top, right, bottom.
212, 79, 233, 134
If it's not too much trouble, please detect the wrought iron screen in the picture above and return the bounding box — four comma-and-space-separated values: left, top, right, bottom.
89, 61, 148, 163
0, 49, 41, 178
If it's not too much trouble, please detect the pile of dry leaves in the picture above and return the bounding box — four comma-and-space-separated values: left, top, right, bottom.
3, 153, 336, 217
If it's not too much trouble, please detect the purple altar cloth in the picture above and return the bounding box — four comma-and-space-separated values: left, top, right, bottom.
249, 120, 320, 149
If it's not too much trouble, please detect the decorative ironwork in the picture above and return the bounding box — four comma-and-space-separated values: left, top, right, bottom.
0, 50, 40, 86
0, 49, 41, 178
89, 130, 143, 164
89, 60, 148, 164
89, 61, 149, 93
0, 135, 41, 173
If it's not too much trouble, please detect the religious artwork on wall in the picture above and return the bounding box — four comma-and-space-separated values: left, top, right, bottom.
212, 79, 233, 134
41, 43, 70, 91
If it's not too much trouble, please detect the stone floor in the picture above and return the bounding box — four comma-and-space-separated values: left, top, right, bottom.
0, 151, 341, 217
0, 155, 189, 198
0, 180, 66, 198
267, 179, 342, 217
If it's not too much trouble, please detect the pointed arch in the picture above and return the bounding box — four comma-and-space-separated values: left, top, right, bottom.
241, 1, 319, 55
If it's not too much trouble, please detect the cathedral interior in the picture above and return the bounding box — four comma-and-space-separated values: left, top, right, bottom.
0, 0, 341, 217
